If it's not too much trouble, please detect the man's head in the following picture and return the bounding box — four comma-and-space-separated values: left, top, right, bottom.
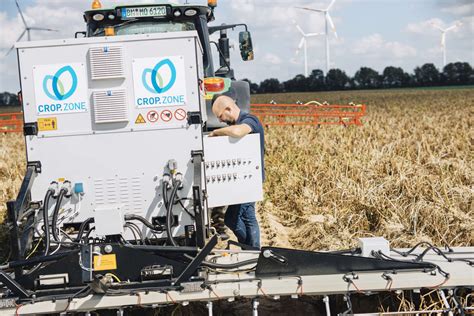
212, 95, 241, 125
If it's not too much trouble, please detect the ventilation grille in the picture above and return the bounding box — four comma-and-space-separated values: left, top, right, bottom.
94, 177, 143, 213
92, 90, 128, 124
89, 46, 125, 80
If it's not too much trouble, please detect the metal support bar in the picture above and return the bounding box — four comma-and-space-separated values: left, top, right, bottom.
7, 164, 38, 278
252, 299, 259, 316
191, 150, 206, 248
0, 270, 30, 299
439, 289, 453, 316
173, 234, 218, 286
207, 301, 213, 316
323, 295, 331, 316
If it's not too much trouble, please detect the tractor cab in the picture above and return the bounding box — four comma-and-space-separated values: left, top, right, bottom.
84, 3, 214, 76
83, 1, 254, 127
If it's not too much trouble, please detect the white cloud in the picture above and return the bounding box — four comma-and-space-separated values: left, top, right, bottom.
439, 2, 473, 16
406, 18, 445, 34
352, 33, 417, 59
264, 52, 282, 65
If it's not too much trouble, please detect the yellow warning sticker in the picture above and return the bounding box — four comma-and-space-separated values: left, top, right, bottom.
135, 113, 146, 124
93, 254, 117, 271
37, 118, 57, 131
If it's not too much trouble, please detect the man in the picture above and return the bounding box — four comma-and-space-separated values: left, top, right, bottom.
209, 94, 265, 249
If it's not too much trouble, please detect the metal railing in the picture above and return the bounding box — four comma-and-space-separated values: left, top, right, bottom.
250, 103, 366, 127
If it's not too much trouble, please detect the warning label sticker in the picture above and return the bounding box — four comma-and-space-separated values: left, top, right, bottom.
161, 110, 172, 122
93, 254, 117, 271
37, 117, 57, 131
147, 110, 159, 123
135, 113, 146, 124
174, 108, 186, 121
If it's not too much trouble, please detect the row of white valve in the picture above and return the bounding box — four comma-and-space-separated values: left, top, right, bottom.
206, 173, 253, 183
205, 158, 252, 169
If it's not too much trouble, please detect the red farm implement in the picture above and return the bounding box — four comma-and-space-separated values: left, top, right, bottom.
250, 102, 366, 127
0, 112, 23, 133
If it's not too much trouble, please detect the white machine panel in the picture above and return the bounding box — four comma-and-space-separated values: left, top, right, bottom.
16, 32, 206, 239
203, 134, 263, 208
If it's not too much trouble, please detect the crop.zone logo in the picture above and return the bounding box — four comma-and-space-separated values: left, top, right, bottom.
34, 63, 88, 115
42, 65, 78, 101
133, 56, 187, 108
142, 59, 176, 94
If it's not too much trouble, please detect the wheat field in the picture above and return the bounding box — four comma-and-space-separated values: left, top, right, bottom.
0, 88, 473, 253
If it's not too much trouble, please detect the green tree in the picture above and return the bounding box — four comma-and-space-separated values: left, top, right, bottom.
259, 78, 281, 93
325, 69, 349, 90
413, 63, 440, 86
382, 66, 410, 88
308, 69, 325, 91
283, 74, 310, 92
354, 67, 381, 89
442, 62, 473, 85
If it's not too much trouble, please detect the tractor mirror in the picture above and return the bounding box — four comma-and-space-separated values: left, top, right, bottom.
239, 31, 254, 61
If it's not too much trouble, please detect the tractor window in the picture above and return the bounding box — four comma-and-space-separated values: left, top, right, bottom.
92, 21, 196, 36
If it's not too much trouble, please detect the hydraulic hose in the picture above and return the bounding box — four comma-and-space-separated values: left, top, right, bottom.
74, 218, 95, 243
42, 189, 54, 255
162, 178, 169, 210
51, 188, 67, 242
124, 214, 164, 232
201, 258, 258, 269
183, 254, 258, 269
166, 180, 181, 246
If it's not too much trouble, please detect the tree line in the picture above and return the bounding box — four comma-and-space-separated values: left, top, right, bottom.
243, 62, 473, 94
1, 62, 472, 106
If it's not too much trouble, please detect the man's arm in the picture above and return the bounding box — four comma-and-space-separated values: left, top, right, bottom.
209, 124, 252, 138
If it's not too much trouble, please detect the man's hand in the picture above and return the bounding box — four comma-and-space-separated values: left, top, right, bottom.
208, 124, 252, 138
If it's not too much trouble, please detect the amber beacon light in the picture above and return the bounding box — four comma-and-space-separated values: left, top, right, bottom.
208, 0, 218, 8
92, 0, 102, 9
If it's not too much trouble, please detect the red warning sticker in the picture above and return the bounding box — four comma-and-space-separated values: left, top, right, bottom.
161, 110, 173, 122
147, 110, 159, 123
174, 108, 186, 121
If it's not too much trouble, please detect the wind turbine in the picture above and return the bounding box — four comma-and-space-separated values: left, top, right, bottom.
431, 22, 462, 68
293, 20, 323, 77
296, 0, 338, 74
5, 0, 57, 56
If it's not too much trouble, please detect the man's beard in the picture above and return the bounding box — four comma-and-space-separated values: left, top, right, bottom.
224, 119, 236, 125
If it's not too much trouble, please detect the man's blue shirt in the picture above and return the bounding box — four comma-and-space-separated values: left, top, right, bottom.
237, 111, 265, 181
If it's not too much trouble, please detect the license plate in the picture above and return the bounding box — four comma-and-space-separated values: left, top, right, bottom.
121, 6, 167, 19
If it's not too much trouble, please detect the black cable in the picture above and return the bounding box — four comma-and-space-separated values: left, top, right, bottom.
177, 199, 195, 219
391, 242, 438, 257
124, 214, 164, 233
183, 253, 258, 269
42, 189, 54, 256
392, 243, 473, 266
162, 178, 169, 210
166, 180, 181, 246
74, 218, 95, 243
51, 188, 67, 242
376, 250, 450, 278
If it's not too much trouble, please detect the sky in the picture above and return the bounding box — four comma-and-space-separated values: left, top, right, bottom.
0, 0, 472, 92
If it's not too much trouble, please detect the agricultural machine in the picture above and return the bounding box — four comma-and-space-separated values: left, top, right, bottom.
0, 1, 472, 315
